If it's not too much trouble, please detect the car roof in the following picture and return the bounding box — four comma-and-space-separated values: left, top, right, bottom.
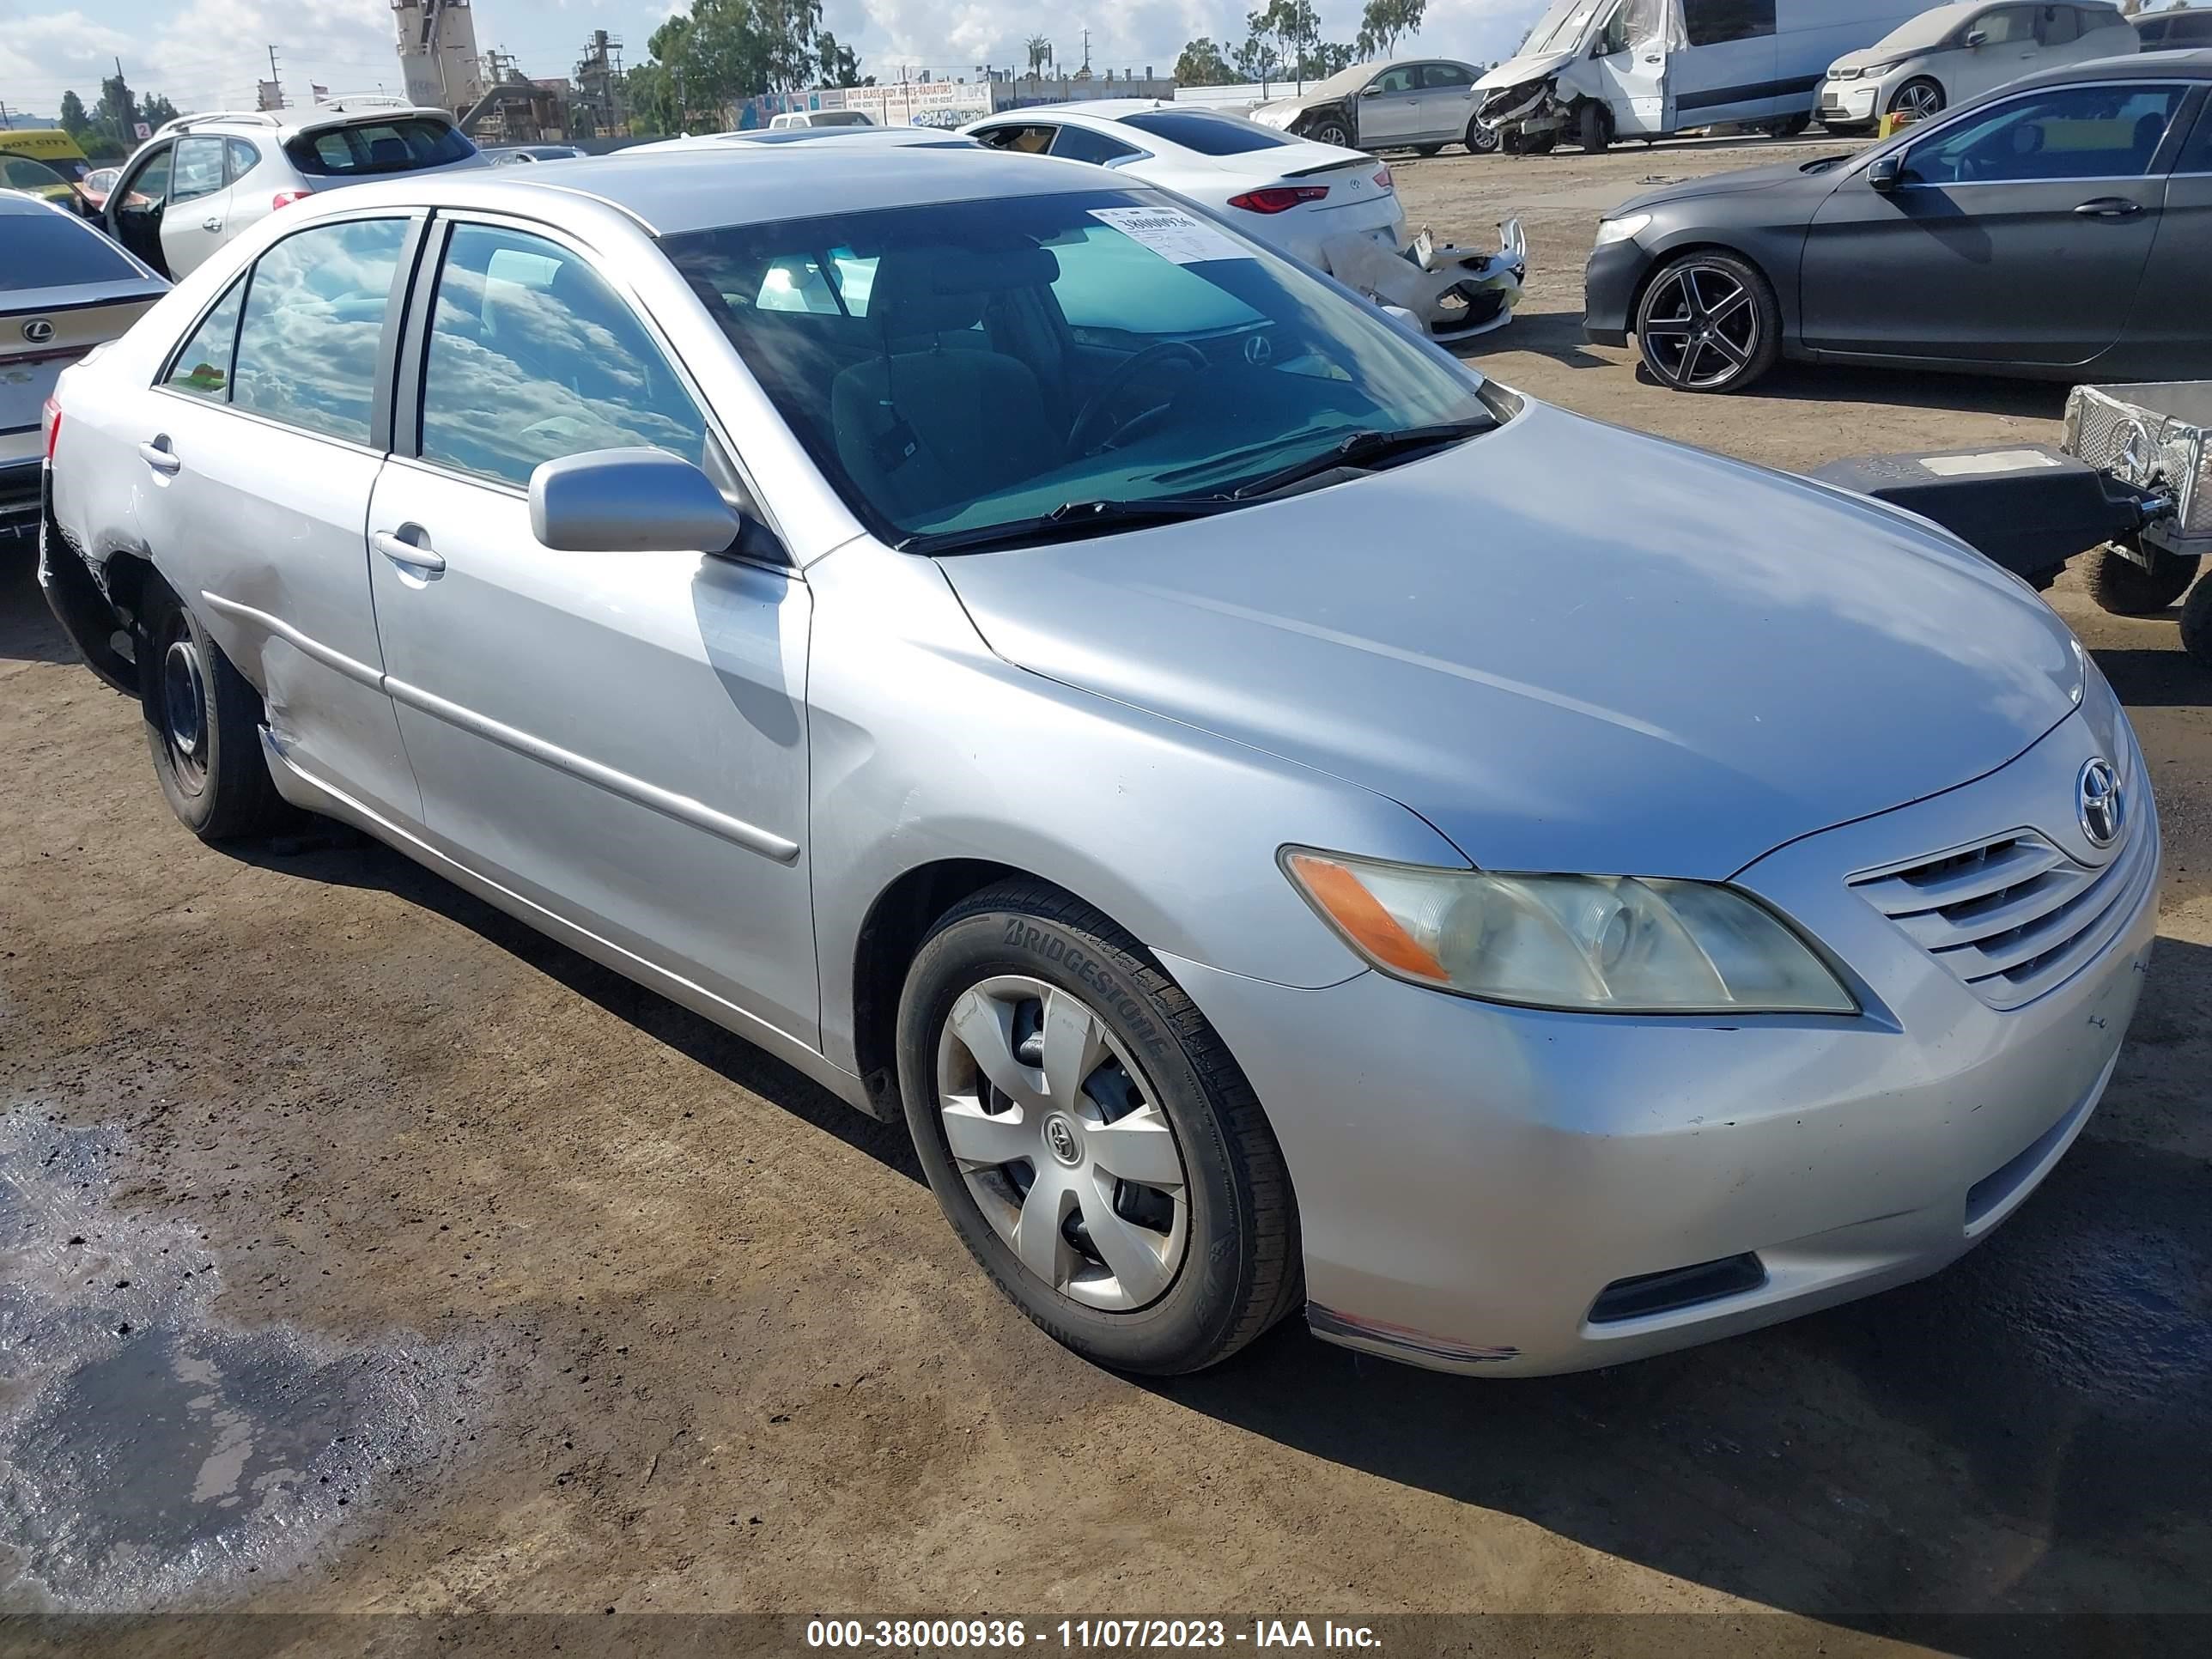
1030, 99, 1176, 119
322, 143, 1127, 236
2011, 45, 2212, 88
150, 100, 454, 142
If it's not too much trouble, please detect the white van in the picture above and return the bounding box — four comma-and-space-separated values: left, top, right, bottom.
1474, 0, 1925, 151
768, 109, 874, 130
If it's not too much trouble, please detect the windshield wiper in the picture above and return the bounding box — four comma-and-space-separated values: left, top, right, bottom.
900, 495, 1233, 556
1224, 419, 1492, 501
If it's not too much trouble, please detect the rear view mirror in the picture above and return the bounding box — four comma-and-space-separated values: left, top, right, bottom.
529, 447, 744, 555
1867, 152, 1903, 191
1966, 27, 1988, 46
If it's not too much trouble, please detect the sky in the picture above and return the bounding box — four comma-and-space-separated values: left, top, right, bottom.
0, 0, 1557, 125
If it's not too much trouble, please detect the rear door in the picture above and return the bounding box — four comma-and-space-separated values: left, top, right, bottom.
1673, 0, 1780, 125
131, 212, 423, 825
1415, 62, 1479, 142
364, 216, 818, 1042
1800, 79, 2187, 363
158, 135, 232, 277
2125, 87, 2212, 374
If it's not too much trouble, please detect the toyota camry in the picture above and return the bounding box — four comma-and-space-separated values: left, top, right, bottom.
40, 143, 2159, 1376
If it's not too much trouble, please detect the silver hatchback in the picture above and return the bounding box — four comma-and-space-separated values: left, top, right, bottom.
43, 145, 2159, 1376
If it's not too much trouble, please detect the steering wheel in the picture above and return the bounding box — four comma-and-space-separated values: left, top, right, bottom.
1067, 341, 1210, 457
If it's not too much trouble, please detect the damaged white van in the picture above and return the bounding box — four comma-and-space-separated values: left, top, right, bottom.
1474, 0, 1923, 152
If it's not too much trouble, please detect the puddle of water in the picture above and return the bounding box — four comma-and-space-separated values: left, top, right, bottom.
0, 1115, 463, 1609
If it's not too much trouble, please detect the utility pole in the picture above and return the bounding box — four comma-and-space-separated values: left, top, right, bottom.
1080, 28, 1091, 74
266, 45, 285, 109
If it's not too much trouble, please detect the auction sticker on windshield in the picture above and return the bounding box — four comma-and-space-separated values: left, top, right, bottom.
1090, 206, 1249, 264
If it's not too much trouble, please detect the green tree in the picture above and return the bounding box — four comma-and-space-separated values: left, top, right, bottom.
1356, 0, 1426, 58
1234, 28, 1283, 87
139, 91, 181, 126
1025, 33, 1054, 73
1173, 38, 1234, 86
1253, 0, 1326, 82
816, 31, 861, 85
99, 70, 137, 140
1310, 40, 1358, 75
58, 89, 88, 135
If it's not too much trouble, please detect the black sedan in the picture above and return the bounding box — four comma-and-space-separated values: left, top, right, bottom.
1583, 51, 2212, 394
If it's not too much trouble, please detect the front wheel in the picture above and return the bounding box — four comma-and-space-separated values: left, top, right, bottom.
896, 881, 1302, 1375
2179, 573, 2212, 666
1890, 78, 1944, 122
140, 578, 289, 841
1464, 118, 1500, 155
1310, 116, 1352, 149
1578, 102, 1610, 153
2088, 544, 2200, 616
1634, 250, 1782, 393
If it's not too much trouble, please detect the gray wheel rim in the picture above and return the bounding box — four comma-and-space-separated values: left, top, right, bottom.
1469, 122, 1499, 153
1898, 82, 1941, 118
935, 974, 1189, 1312
1640, 263, 1759, 390
1316, 122, 1350, 147
161, 635, 210, 791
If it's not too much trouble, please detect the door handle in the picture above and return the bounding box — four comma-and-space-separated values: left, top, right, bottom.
137, 437, 180, 474
200, 215, 223, 233
2073, 198, 2142, 218
372, 526, 445, 574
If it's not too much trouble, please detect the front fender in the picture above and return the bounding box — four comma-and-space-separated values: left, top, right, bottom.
802, 544, 1468, 1074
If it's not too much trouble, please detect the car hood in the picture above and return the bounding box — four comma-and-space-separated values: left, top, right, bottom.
936, 401, 2083, 879
1474, 50, 1579, 92
1612, 155, 1841, 215
1828, 43, 1915, 72
1253, 91, 1337, 118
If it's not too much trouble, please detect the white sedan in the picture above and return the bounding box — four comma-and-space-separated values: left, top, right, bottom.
958, 100, 1406, 267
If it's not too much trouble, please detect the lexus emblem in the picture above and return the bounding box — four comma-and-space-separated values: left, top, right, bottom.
2077, 757, 2124, 848
21, 319, 53, 344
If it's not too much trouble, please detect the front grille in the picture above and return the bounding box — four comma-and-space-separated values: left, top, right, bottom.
1849, 817, 2154, 1011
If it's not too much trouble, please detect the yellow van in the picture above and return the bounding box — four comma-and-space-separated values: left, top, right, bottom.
0, 129, 94, 210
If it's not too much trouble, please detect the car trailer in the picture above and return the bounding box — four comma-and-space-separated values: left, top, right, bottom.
1810, 381, 2212, 669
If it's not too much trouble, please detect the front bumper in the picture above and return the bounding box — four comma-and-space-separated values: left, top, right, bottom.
1583, 235, 1652, 347
1166, 707, 2160, 1376
1819, 78, 1881, 126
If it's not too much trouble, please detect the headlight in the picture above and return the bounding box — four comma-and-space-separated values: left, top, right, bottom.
1592, 212, 1650, 247
1281, 848, 1857, 1013
1858, 61, 1900, 76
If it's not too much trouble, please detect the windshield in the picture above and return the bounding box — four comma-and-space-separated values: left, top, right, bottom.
1525, 0, 1607, 54
665, 189, 1491, 548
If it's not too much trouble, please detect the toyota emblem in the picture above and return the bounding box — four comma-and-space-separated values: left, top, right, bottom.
2077, 757, 2124, 848
21, 319, 54, 344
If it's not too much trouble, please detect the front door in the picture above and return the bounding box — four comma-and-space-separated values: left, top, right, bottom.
1592, 2, 1673, 137
1358, 65, 1425, 144
365, 218, 819, 1044
1801, 81, 2186, 365
158, 135, 230, 277
1949, 5, 2043, 104
130, 214, 422, 826
106, 141, 173, 274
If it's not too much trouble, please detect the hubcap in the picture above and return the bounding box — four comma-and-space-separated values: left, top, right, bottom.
161, 635, 210, 787
1640, 264, 1759, 390
934, 975, 1189, 1312
1899, 83, 1940, 118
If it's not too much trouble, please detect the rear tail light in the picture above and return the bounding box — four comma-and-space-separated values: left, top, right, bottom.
1374, 167, 1393, 191
1227, 185, 1330, 215
41, 396, 63, 463
270, 189, 313, 211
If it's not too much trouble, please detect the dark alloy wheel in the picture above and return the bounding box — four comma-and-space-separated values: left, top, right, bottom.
1634, 252, 1782, 393
2087, 544, 2200, 616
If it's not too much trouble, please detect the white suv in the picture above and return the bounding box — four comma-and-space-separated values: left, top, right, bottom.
104, 97, 484, 279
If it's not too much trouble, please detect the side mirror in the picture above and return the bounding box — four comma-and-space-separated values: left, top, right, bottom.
1965, 27, 1988, 46
1866, 152, 1903, 191
529, 447, 746, 555
1362, 84, 1383, 97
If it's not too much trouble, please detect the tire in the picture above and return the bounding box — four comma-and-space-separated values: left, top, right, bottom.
1579, 101, 1610, 153
140, 576, 289, 841
2182, 573, 2212, 667
1311, 116, 1352, 149
1634, 249, 1783, 393
1464, 118, 1499, 155
1890, 77, 1945, 122
896, 880, 1302, 1375
1413, 143, 1443, 156
1519, 130, 1558, 155
2087, 544, 2200, 616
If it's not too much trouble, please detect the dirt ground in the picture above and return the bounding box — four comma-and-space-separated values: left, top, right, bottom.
2, 136, 2209, 1656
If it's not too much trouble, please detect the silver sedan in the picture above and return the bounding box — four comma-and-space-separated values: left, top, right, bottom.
42, 143, 2159, 1376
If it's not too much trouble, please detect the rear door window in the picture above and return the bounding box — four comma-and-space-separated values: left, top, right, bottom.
284, 118, 476, 177
1049, 125, 1143, 166
1120, 110, 1292, 154
1683, 0, 1778, 45
163, 280, 247, 398
229, 216, 410, 443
